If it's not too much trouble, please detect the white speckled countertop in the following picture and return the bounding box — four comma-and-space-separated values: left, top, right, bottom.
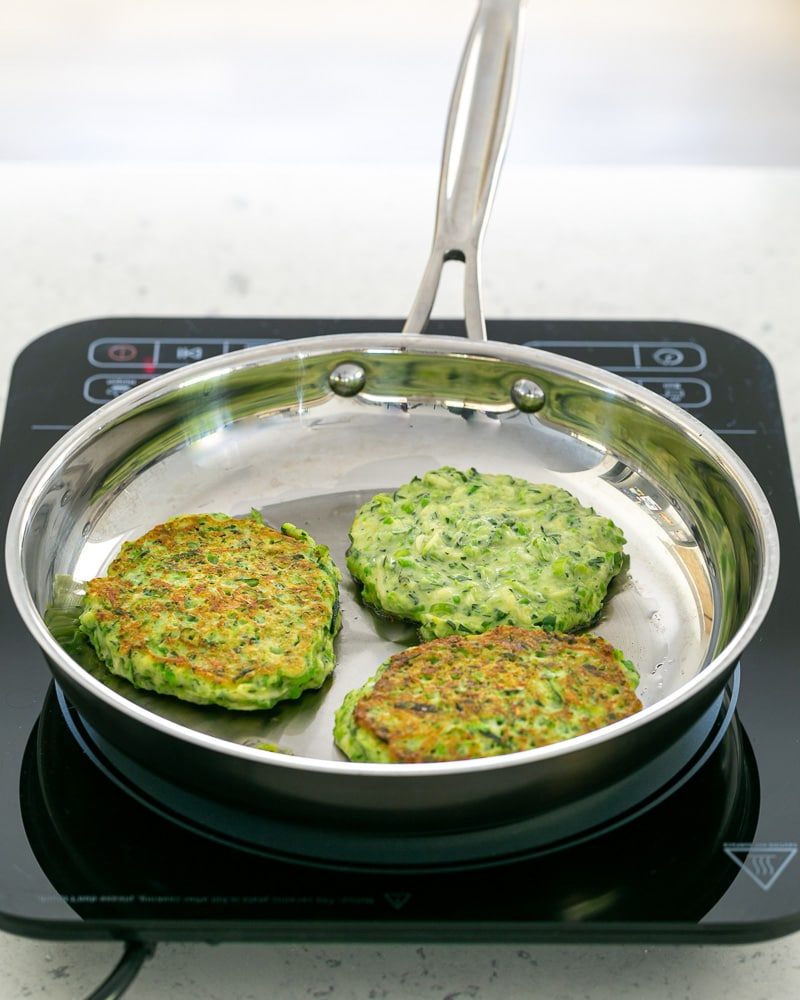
1, 163, 799, 998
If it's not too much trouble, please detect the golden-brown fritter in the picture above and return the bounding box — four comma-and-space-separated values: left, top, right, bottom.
334, 625, 641, 762
79, 512, 341, 709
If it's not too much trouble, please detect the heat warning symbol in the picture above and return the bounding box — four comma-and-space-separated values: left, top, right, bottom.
723, 842, 798, 891
384, 891, 412, 910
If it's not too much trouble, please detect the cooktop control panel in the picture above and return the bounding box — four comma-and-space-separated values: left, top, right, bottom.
17, 317, 765, 446
81, 333, 713, 411
84, 336, 279, 405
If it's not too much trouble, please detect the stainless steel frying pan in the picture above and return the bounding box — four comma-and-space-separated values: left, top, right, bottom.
6, 0, 778, 835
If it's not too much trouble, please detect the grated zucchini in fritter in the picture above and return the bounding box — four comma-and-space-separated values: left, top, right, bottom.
79, 512, 341, 710
346, 467, 626, 640
334, 625, 641, 763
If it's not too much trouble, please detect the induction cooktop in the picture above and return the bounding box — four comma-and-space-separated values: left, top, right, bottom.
1, 317, 799, 945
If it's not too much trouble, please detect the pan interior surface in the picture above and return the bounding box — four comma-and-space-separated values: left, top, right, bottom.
11, 337, 743, 767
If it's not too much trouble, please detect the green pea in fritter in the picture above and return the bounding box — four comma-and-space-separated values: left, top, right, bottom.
334, 625, 641, 763
346, 467, 626, 640
79, 512, 341, 710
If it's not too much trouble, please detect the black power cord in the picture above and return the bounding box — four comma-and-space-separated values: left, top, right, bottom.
84, 941, 157, 1000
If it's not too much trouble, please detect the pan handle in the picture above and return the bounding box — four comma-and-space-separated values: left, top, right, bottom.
403, 0, 526, 342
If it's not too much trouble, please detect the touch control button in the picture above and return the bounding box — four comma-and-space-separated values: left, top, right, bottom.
225, 338, 281, 353
632, 377, 711, 409
107, 344, 138, 362
638, 344, 706, 371
89, 340, 158, 367
158, 341, 225, 366
524, 341, 637, 370
84, 374, 153, 405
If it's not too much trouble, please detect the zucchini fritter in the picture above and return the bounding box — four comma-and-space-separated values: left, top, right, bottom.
346, 467, 626, 640
334, 625, 641, 763
79, 512, 341, 710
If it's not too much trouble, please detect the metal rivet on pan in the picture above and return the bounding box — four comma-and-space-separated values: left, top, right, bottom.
329, 362, 366, 397
511, 378, 546, 413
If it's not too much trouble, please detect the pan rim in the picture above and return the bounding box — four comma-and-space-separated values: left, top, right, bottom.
5, 332, 780, 778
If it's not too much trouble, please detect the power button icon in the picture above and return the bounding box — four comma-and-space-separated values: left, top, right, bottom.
89, 339, 158, 367
106, 343, 138, 363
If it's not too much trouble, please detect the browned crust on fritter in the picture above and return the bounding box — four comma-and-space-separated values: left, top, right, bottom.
352, 625, 642, 762
84, 514, 336, 686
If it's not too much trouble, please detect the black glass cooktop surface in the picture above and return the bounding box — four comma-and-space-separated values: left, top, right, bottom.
1, 317, 799, 943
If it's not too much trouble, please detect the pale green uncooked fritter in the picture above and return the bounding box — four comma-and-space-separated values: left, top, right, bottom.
346, 467, 626, 640
334, 625, 641, 763
79, 512, 341, 710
